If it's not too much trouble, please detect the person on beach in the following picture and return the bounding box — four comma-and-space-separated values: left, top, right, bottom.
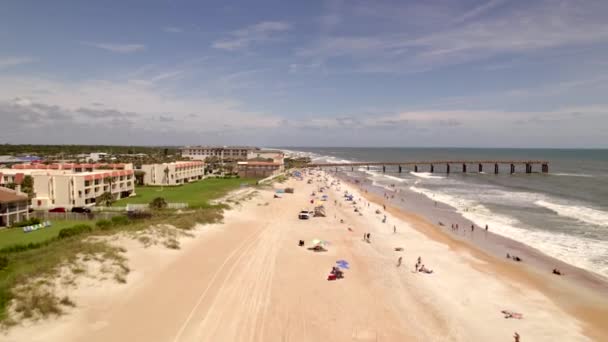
485, 224, 489, 231
383, 204, 386, 210
471, 225, 475, 232
513, 332, 520, 342
393, 225, 396, 234
397, 256, 402, 267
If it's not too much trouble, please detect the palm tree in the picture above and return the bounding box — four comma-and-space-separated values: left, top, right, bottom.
96, 192, 113, 207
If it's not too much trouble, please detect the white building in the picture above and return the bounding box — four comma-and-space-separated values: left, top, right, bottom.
180, 146, 258, 161
0, 163, 136, 209
141, 161, 205, 186
0, 187, 29, 227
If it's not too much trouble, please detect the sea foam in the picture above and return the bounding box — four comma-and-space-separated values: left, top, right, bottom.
409, 172, 444, 179
410, 186, 608, 277
535, 200, 608, 227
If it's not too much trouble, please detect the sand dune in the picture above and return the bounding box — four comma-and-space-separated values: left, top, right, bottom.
4, 171, 605, 341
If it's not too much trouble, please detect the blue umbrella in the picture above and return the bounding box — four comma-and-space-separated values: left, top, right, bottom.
336, 260, 350, 269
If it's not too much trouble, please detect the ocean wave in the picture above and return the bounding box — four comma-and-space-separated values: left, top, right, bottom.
535, 200, 608, 227
382, 174, 407, 183
410, 186, 608, 277
409, 171, 445, 179
552, 173, 594, 178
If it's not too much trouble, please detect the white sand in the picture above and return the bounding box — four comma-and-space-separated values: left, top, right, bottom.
3, 172, 592, 341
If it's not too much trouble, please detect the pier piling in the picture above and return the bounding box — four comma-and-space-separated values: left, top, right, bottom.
307, 160, 548, 175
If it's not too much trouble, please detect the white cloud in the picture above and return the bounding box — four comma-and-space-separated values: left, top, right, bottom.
0, 56, 36, 69
452, 0, 505, 24
82, 42, 146, 53
0, 73, 282, 144
212, 21, 292, 51
299, 1, 608, 73
163, 27, 183, 33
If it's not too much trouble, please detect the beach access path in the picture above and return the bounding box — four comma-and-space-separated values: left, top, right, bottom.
4, 172, 598, 341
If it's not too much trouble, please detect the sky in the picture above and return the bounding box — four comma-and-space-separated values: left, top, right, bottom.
1, 0, 607, 148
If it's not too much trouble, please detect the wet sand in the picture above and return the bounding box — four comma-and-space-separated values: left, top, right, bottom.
340, 174, 608, 340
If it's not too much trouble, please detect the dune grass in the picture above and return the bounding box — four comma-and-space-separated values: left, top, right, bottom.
115, 177, 257, 208
0, 178, 250, 324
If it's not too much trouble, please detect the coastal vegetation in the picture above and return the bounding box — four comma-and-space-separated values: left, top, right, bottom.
0, 178, 257, 324
284, 156, 311, 169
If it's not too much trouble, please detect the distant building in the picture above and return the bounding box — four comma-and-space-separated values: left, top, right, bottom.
0, 187, 29, 227
141, 161, 205, 186
237, 161, 282, 178
0, 166, 135, 209
0, 155, 41, 167
180, 146, 258, 161
247, 149, 285, 165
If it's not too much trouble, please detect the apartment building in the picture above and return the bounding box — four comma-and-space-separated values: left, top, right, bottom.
180, 146, 258, 161
0, 187, 29, 227
12, 162, 133, 172
141, 161, 205, 186
0, 168, 135, 209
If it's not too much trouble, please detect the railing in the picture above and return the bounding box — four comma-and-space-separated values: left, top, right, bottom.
31, 211, 121, 221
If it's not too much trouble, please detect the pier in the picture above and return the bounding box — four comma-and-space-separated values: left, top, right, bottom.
304, 160, 549, 174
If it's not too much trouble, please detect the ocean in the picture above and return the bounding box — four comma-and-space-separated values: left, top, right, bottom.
283, 148, 608, 278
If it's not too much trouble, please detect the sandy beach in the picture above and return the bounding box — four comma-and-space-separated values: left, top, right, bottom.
4, 171, 607, 341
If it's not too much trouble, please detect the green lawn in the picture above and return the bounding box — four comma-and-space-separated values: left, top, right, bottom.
114, 177, 257, 208
0, 220, 93, 250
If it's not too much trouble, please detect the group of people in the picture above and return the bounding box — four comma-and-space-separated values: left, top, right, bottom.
415, 256, 433, 274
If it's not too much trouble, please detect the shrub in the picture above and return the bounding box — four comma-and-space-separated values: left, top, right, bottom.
149, 197, 167, 210
110, 216, 130, 226
57, 224, 92, 239
13, 218, 41, 228
127, 211, 152, 220
0, 241, 48, 254
96, 219, 112, 230
0, 256, 8, 271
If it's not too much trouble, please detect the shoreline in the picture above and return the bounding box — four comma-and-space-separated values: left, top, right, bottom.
336, 173, 608, 340
3, 172, 606, 341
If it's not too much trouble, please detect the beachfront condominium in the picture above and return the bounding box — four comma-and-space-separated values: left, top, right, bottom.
0, 187, 29, 227
180, 146, 259, 161
141, 161, 205, 186
0, 163, 136, 209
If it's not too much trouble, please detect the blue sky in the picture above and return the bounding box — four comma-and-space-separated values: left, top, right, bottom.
1, 0, 607, 147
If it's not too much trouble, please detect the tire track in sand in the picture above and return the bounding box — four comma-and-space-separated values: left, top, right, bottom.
172, 224, 269, 342
192, 223, 283, 341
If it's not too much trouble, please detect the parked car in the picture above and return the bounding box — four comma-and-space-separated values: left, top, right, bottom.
71, 207, 91, 213
298, 210, 312, 220
48, 207, 66, 213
